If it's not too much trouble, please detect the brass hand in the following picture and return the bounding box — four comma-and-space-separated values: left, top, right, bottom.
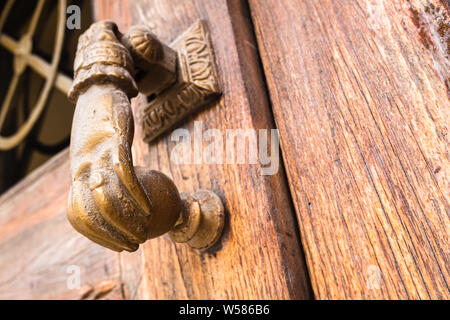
67, 21, 224, 252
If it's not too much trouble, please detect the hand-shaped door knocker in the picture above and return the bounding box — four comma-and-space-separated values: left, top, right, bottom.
67, 20, 223, 252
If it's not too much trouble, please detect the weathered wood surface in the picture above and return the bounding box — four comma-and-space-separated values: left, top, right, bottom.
93, 0, 311, 299
0, 150, 124, 299
249, 0, 449, 299
0, 0, 317, 299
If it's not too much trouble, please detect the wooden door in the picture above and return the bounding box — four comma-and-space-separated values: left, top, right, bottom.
0, 0, 311, 299
0, 0, 448, 300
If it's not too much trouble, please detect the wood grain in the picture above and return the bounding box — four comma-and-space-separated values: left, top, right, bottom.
0, 0, 311, 300
93, 0, 313, 299
249, 0, 449, 299
0, 150, 124, 299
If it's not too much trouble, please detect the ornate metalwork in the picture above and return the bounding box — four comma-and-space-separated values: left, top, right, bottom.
67, 20, 224, 252
0, 0, 72, 150
139, 20, 221, 143
122, 25, 177, 96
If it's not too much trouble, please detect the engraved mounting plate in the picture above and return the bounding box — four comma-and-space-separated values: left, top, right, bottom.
138, 20, 221, 143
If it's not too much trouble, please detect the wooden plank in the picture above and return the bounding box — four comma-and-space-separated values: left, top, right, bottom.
94, 0, 312, 299
0, 149, 124, 299
249, 0, 449, 299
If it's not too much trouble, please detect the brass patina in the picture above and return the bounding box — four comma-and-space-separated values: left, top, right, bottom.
138, 20, 221, 142
67, 20, 223, 252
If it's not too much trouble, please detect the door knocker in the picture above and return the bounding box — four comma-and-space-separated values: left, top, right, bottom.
67, 20, 223, 252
